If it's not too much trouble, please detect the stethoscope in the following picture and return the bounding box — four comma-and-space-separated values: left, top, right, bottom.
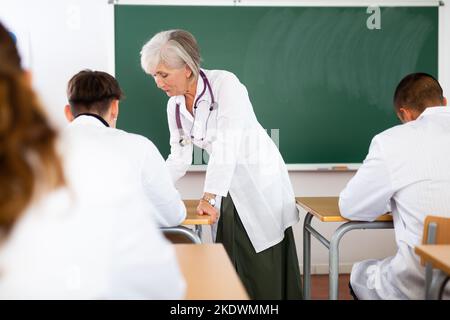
176, 70, 218, 147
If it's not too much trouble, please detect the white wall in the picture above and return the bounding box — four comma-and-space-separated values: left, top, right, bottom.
1, 0, 448, 273
440, 1, 450, 92
0, 0, 114, 128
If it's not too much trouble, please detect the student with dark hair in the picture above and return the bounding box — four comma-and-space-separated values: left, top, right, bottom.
339, 73, 450, 300
63, 69, 186, 228
0, 22, 185, 299
393, 73, 445, 122
65, 70, 124, 124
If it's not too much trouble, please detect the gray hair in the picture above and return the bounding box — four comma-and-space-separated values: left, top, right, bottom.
140, 29, 201, 78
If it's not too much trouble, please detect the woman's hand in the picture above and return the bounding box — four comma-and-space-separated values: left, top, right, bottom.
197, 200, 219, 224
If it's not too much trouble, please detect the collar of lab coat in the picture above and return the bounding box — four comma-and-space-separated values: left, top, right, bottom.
417, 106, 449, 120
175, 69, 207, 122
71, 114, 108, 128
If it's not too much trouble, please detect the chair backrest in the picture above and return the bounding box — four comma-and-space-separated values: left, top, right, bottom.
161, 226, 201, 244
422, 215, 450, 245
420, 215, 450, 299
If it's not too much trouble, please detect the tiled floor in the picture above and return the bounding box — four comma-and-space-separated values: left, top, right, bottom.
310, 274, 352, 300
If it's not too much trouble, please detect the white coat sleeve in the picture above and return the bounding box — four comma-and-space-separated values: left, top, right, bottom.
108, 200, 186, 299
141, 139, 186, 227
339, 136, 394, 221
166, 101, 193, 184
203, 74, 246, 197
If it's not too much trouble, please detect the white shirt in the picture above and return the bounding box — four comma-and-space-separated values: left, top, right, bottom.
0, 123, 187, 298
63, 115, 186, 227
339, 106, 450, 300
166, 69, 299, 253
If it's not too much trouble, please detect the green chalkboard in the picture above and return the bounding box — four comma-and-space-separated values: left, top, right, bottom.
114, 5, 438, 164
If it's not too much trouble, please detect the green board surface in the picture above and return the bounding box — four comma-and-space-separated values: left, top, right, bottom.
115, 5, 438, 164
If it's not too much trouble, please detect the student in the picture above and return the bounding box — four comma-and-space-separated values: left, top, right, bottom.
339, 73, 450, 300
63, 70, 186, 228
140, 29, 302, 300
0, 22, 185, 299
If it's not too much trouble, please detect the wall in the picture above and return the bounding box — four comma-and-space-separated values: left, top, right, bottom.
1, 0, 448, 274
0, 0, 114, 128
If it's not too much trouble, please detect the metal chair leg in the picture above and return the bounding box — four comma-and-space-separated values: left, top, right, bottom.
161, 226, 202, 244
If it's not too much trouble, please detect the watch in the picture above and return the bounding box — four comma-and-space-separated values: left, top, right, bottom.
202, 194, 216, 207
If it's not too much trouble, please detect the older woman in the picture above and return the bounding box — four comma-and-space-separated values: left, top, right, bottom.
141, 29, 302, 299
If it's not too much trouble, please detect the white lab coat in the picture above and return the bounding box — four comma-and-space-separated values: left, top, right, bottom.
0, 189, 186, 299
339, 106, 450, 300
166, 69, 299, 253
63, 115, 186, 227
0, 121, 187, 298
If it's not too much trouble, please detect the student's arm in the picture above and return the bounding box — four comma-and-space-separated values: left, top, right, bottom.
339, 136, 394, 221
141, 139, 186, 227
166, 101, 193, 183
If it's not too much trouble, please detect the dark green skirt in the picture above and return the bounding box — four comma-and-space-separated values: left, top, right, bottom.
216, 194, 303, 300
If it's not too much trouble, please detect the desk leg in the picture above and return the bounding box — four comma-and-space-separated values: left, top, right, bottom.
425, 262, 433, 299
427, 270, 450, 300
329, 221, 394, 300
329, 224, 347, 300
195, 225, 202, 242
303, 212, 313, 300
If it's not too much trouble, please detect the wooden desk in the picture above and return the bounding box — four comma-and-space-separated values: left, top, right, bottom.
415, 244, 450, 299
180, 200, 213, 240
416, 245, 450, 275
297, 197, 393, 222
182, 200, 212, 225
175, 244, 249, 300
296, 197, 394, 300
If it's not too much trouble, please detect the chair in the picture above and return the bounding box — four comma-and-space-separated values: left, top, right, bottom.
161, 226, 202, 244
421, 215, 450, 299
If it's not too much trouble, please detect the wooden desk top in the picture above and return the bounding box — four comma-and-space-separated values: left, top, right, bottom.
296, 197, 393, 222
415, 245, 450, 275
182, 200, 212, 225
175, 244, 249, 300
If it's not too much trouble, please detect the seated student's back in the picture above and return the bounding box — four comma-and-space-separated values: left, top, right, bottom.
63, 70, 186, 227
63, 114, 168, 208
339, 73, 450, 300
0, 22, 185, 299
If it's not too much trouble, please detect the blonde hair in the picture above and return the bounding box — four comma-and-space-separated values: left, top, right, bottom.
140, 29, 201, 78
